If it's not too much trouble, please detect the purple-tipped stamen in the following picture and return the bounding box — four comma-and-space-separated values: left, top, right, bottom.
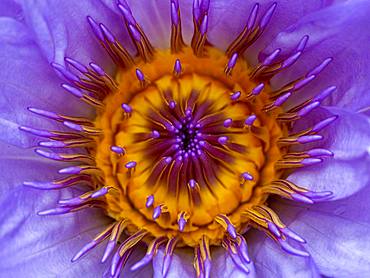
311, 116, 338, 133
121, 103, 133, 113
174, 59, 182, 75
228, 53, 238, 69
135, 68, 145, 81
278, 238, 310, 257
281, 227, 306, 243
90, 62, 106, 76
129, 24, 141, 42
301, 158, 323, 166
297, 134, 323, 144
62, 83, 84, 98
241, 172, 253, 181
230, 91, 241, 101
125, 161, 137, 169
223, 118, 233, 128
200, 15, 208, 35
217, 136, 228, 145
306, 148, 333, 157
244, 114, 257, 126
252, 83, 264, 95
267, 222, 281, 237
51, 62, 80, 83
111, 145, 125, 155
146, 195, 154, 208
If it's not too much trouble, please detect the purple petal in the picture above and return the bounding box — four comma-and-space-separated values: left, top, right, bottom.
0, 142, 110, 276
248, 232, 320, 278
0, 17, 92, 147
272, 182, 370, 277
17, 0, 128, 67
153, 247, 194, 278
289, 106, 370, 200
211, 248, 257, 278
264, 0, 370, 112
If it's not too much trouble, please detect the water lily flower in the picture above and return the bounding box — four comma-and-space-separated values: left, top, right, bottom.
1, 0, 370, 277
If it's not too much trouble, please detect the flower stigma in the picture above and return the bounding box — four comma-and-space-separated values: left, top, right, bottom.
22, 1, 337, 277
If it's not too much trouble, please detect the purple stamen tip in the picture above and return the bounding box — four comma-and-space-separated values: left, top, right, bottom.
282, 51, 302, 69
169, 100, 176, 109
90, 62, 106, 76
129, 24, 141, 42
188, 179, 197, 189
262, 48, 281, 66
178, 217, 186, 232
241, 172, 253, 181
301, 158, 323, 166
162, 254, 173, 277
146, 195, 154, 208
152, 130, 160, 138
281, 227, 306, 243
312, 86, 337, 102
302, 190, 333, 201
91, 187, 109, 198
307, 148, 333, 157
99, 23, 116, 43
121, 103, 133, 113
65, 57, 89, 73
51, 62, 79, 83
135, 68, 145, 81
164, 157, 173, 164
274, 92, 292, 107
278, 238, 310, 257
117, 4, 136, 25
311, 116, 338, 133
62, 83, 83, 98
59, 166, 81, 175
252, 83, 264, 95
153, 205, 162, 220
63, 121, 83, 131
267, 222, 281, 238
87, 16, 104, 41
260, 2, 277, 28
218, 136, 228, 145
223, 118, 233, 128
228, 53, 238, 69
296, 35, 309, 52
227, 224, 237, 239
297, 101, 320, 117
101, 240, 116, 263
111, 145, 125, 155
171, 2, 179, 26
200, 15, 208, 35
291, 193, 314, 204
230, 91, 241, 101
125, 161, 137, 169
174, 59, 182, 75
245, 114, 257, 126
297, 134, 323, 144
28, 107, 59, 121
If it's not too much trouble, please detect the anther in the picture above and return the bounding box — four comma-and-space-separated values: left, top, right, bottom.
121, 103, 133, 113
125, 161, 137, 169
230, 91, 241, 101
244, 114, 257, 126
110, 146, 125, 155
146, 195, 154, 208
177, 211, 189, 232
173, 59, 182, 76
225, 52, 238, 75
153, 204, 168, 220
223, 118, 233, 128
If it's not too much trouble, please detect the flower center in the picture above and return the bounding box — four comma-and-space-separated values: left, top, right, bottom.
22, 1, 337, 276
94, 47, 286, 246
